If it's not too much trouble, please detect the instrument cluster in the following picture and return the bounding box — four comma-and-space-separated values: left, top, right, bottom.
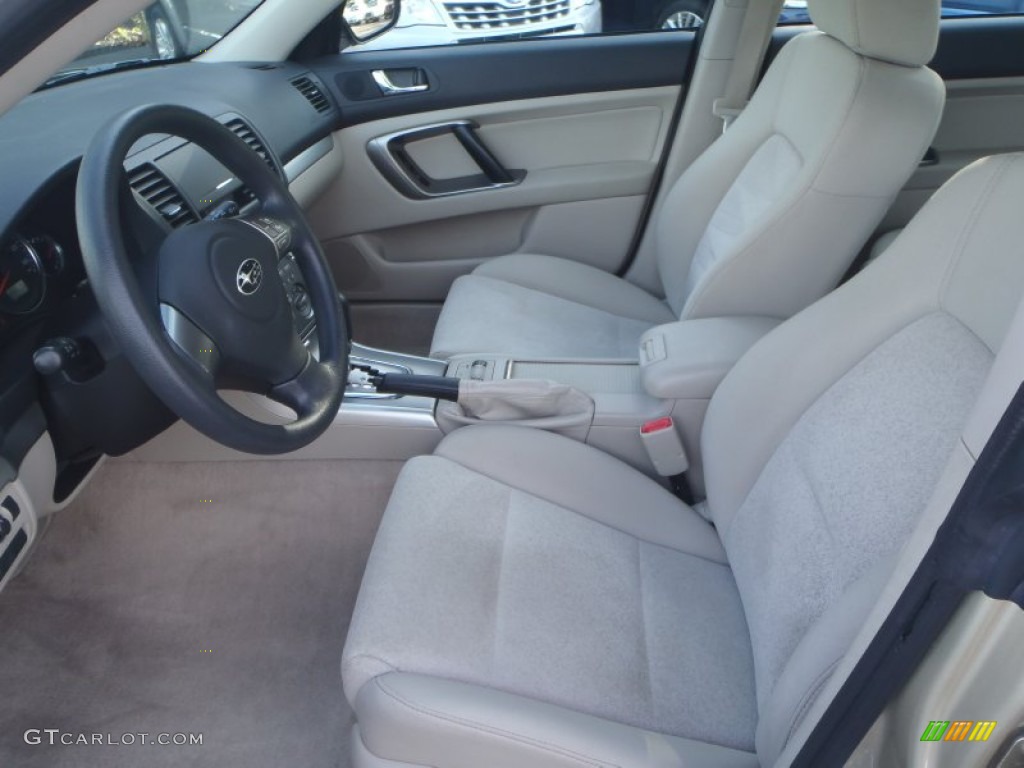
0, 235, 66, 316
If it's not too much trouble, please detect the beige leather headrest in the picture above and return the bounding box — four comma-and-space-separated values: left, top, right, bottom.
808, 0, 940, 67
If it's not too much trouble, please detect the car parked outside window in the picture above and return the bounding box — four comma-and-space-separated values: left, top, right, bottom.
351, 0, 1024, 51
45, 0, 263, 87
42, 0, 1024, 76
350, 0, 602, 50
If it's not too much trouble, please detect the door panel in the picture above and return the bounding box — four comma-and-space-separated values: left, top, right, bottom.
306, 85, 681, 301
305, 33, 694, 302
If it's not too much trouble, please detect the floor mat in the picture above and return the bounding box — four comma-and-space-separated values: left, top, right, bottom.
0, 459, 402, 768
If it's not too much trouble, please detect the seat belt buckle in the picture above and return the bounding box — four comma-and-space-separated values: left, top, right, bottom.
640, 417, 689, 477
712, 98, 746, 132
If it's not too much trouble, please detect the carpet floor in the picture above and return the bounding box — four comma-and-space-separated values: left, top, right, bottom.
0, 458, 403, 768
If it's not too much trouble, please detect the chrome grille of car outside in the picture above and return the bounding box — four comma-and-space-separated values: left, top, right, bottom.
442, 0, 572, 30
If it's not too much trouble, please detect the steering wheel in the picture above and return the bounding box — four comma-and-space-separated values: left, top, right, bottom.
75, 104, 349, 455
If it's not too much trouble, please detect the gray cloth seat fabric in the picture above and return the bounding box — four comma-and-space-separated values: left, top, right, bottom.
344, 152, 1024, 768
432, 253, 676, 359
430, 0, 944, 361
343, 426, 757, 751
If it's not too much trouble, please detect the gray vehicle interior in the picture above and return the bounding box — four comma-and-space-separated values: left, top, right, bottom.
431, 0, 943, 361
0, 0, 1023, 766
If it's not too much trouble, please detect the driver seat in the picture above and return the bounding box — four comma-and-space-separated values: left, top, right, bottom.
429, 0, 944, 361
342, 155, 1024, 766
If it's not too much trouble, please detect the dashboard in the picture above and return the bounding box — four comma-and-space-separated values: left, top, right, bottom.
0, 59, 340, 497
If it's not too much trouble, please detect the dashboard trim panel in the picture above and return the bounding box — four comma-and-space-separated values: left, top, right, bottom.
284, 135, 334, 183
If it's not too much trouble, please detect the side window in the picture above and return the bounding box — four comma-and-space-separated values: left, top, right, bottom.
939, 0, 1024, 18
341, 0, 756, 51
47, 2, 263, 86
343, 0, 1024, 54
344, 0, 606, 50
775, 0, 1024, 27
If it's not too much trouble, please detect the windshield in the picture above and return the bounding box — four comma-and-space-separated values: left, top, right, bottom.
47, 0, 263, 84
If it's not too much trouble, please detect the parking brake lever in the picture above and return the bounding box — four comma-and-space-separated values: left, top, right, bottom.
349, 364, 460, 402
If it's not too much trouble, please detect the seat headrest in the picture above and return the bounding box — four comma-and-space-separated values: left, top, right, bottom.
808, 0, 940, 67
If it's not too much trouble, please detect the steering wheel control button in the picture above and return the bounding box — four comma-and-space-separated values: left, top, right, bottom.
292, 286, 313, 319
243, 216, 292, 255
236, 259, 263, 295
278, 254, 316, 335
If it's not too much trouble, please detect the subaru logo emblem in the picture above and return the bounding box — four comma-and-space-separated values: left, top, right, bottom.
236, 258, 263, 295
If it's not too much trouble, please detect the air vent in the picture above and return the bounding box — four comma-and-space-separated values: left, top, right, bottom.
290, 76, 331, 114
126, 164, 198, 228
224, 118, 278, 173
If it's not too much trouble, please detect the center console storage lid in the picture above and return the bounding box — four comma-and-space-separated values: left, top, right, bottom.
639, 317, 781, 400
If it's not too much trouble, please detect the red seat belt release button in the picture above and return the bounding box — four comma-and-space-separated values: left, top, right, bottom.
639, 417, 689, 476
641, 417, 673, 434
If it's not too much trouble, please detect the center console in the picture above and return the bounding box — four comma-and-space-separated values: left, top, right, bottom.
333, 316, 781, 494
252, 237, 774, 488
439, 354, 670, 474
329, 344, 669, 477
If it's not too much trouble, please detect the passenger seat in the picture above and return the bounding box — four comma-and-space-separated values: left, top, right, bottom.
430, 0, 945, 360
343, 151, 1024, 768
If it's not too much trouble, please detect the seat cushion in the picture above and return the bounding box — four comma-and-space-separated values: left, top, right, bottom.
351, 675, 760, 768
343, 426, 758, 753
430, 254, 675, 360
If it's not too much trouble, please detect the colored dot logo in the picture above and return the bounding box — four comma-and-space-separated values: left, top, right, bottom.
921, 720, 997, 742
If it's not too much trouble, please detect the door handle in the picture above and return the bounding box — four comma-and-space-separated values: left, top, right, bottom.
449, 122, 514, 185
371, 69, 429, 95
367, 120, 526, 199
